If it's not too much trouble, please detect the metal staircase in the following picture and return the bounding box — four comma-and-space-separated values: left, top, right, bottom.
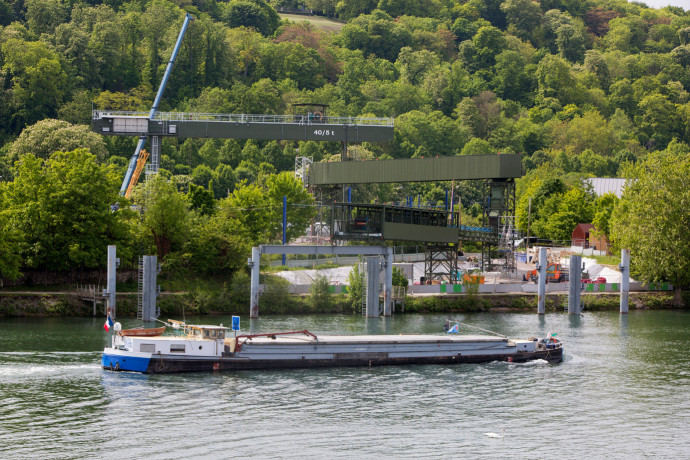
145, 135, 159, 177
361, 262, 367, 316
137, 256, 144, 320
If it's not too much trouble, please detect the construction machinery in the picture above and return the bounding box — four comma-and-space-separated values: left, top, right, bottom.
118, 13, 194, 196
124, 149, 150, 199
527, 263, 569, 283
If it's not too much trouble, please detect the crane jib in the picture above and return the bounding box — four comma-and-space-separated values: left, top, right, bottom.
119, 13, 195, 197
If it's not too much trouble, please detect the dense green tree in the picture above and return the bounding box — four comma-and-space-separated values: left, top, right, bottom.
608, 78, 636, 117
460, 138, 495, 155
241, 140, 263, 165
179, 212, 250, 276
232, 79, 284, 114
338, 10, 413, 61
376, 0, 443, 19
610, 150, 690, 305
577, 149, 617, 176
2, 38, 68, 129
362, 79, 431, 117
218, 181, 271, 246
4, 149, 136, 270
637, 93, 682, 150
492, 50, 533, 104
583, 50, 611, 90
9, 119, 108, 163
555, 24, 585, 63
516, 174, 567, 235
179, 139, 202, 168
346, 262, 364, 313
235, 160, 258, 183
25, 0, 68, 35
187, 183, 216, 216
535, 54, 580, 106
224, 0, 280, 37
258, 42, 325, 90
395, 47, 439, 86
604, 16, 647, 54
87, 4, 140, 91
189, 87, 235, 114
199, 19, 238, 89
198, 140, 220, 170
261, 141, 292, 172
472, 25, 505, 67
645, 23, 679, 54
0, 0, 20, 26
550, 110, 619, 156
140, 0, 182, 90
310, 274, 333, 309
191, 164, 214, 188
541, 186, 594, 242
305, 0, 338, 17
501, 0, 543, 44
469, 0, 506, 29
264, 172, 316, 242
336, 0, 378, 21
394, 110, 469, 157
0, 186, 21, 281
591, 192, 618, 237
135, 174, 191, 259
58, 91, 95, 126
679, 26, 690, 46
93, 88, 150, 112
219, 140, 243, 168
451, 16, 490, 42
212, 163, 237, 199
454, 98, 481, 137
53, 22, 100, 89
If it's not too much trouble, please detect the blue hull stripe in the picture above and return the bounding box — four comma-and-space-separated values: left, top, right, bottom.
102, 353, 151, 373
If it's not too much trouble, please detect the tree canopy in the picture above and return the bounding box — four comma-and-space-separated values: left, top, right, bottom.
610, 148, 690, 302
0, 0, 689, 286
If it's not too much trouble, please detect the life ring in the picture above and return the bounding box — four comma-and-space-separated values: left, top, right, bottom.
312, 111, 323, 122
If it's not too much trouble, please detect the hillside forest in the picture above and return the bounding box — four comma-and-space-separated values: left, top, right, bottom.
0, 0, 689, 292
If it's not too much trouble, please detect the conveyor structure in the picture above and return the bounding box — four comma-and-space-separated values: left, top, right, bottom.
330, 203, 502, 245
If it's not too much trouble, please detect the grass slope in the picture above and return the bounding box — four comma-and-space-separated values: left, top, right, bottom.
279, 13, 345, 31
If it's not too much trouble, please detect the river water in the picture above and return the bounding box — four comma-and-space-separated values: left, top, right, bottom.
1, 311, 689, 458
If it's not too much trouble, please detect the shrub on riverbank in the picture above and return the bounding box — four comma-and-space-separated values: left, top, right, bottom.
1, 292, 688, 317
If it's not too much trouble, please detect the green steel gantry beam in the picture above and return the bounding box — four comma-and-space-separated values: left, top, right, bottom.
92, 111, 394, 143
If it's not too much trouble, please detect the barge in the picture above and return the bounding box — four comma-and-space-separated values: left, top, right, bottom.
102, 321, 563, 373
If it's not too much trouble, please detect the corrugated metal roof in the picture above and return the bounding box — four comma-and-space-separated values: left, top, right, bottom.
586, 178, 627, 198
309, 154, 523, 185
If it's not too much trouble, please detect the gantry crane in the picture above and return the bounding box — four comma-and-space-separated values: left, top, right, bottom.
119, 13, 194, 196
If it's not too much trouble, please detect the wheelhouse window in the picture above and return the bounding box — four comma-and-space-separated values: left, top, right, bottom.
202, 329, 225, 339
170, 344, 185, 353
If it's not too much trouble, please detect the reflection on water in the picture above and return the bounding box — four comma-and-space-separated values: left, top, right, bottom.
1, 311, 689, 458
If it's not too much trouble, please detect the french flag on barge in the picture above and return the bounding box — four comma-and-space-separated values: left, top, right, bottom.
103, 314, 114, 332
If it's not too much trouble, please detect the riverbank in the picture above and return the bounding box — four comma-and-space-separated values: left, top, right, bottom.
0, 290, 687, 317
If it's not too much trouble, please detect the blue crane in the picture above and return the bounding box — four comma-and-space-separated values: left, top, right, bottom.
119, 13, 195, 196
